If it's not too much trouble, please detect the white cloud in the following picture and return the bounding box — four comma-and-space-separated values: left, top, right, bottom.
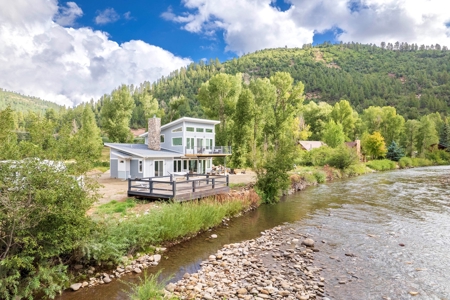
0, 0, 192, 106
95, 8, 120, 25
169, 0, 450, 55
54, 2, 83, 26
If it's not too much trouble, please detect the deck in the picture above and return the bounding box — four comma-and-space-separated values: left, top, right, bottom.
127, 174, 230, 202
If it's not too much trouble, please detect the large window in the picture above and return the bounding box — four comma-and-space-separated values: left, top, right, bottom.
206, 138, 213, 149
206, 128, 213, 133
160, 135, 165, 143
172, 137, 182, 146
173, 160, 182, 172
196, 128, 204, 132
186, 127, 195, 132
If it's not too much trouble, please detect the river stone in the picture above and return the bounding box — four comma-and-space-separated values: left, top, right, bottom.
302, 238, 315, 247
70, 283, 82, 291
133, 267, 142, 274
154, 254, 161, 263
82, 281, 88, 288
103, 276, 111, 283
237, 288, 248, 294
211, 234, 218, 239
73, 264, 83, 270
166, 283, 176, 292
203, 294, 214, 300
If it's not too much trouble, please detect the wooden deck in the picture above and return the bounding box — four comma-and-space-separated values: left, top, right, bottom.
127, 174, 230, 202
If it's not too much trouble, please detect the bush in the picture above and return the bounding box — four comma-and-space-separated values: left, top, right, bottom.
126, 271, 175, 300
313, 170, 327, 183
344, 163, 368, 176
299, 147, 334, 166
366, 159, 397, 171
411, 157, 433, 167
327, 145, 359, 170
425, 149, 450, 165
398, 157, 413, 168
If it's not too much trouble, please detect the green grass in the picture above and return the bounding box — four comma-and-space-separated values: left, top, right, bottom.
344, 163, 369, 176
126, 271, 179, 300
96, 199, 136, 215
366, 159, 397, 171
229, 182, 247, 189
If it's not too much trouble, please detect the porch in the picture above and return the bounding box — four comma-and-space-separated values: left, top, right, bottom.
184, 146, 232, 157
127, 174, 230, 202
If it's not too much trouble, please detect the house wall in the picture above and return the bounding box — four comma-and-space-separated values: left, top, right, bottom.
161, 127, 184, 153
161, 121, 216, 153
110, 159, 118, 178
143, 157, 173, 177
130, 159, 144, 179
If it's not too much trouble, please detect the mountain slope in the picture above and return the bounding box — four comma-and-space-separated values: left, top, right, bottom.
0, 89, 63, 114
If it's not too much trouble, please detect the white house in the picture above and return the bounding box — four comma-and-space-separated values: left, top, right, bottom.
105, 117, 231, 179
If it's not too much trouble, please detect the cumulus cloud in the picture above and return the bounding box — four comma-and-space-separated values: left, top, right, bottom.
168, 0, 450, 55
95, 8, 120, 25
0, 0, 192, 106
54, 2, 82, 26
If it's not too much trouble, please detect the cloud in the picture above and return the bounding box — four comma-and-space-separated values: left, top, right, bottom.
54, 2, 82, 26
123, 11, 133, 20
0, 0, 192, 106
168, 0, 450, 55
95, 8, 120, 25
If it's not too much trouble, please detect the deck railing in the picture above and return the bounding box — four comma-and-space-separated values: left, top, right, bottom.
128, 174, 229, 200
184, 146, 231, 155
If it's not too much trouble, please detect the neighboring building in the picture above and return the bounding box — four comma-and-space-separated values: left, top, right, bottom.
298, 141, 327, 151
345, 140, 361, 156
105, 117, 231, 179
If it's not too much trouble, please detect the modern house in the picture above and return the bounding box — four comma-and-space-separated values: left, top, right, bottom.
298, 141, 327, 151
105, 117, 231, 180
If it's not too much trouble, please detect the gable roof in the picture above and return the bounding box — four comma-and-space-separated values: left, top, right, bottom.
139, 117, 220, 137
298, 141, 327, 151
105, 143, 183, 158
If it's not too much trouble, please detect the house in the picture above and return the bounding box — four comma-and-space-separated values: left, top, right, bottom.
345, 140, 361, 156
105, 116, 231, 179
298, 141, 327, 151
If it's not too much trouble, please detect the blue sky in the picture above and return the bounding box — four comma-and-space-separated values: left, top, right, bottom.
1, 0, 449, 105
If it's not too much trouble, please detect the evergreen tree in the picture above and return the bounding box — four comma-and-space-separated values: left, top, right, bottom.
386, 141, 404, 161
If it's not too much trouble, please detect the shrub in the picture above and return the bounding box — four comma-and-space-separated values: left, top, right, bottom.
327, 145, 359, 170
366, 159, 397, 171
411, 157, 433, 167
425, 149, 450, 165
313, 170, 327, 183
398, 157, 413, 168
344, 163, 368, 176
300, 147, 334, 166
126, 271, 177, 300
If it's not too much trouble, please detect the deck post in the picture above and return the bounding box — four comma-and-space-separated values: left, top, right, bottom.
128, 179, 131, 193
226, 174, 229, 186
172, 181, 177, 198
170, 174, 173, 182
150, 180, 153, 193
206, 174, 209, 184
212, 178, 215, 189
192, 180, 196, 192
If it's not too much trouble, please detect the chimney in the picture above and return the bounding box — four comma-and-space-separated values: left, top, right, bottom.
147, 116, 161, 151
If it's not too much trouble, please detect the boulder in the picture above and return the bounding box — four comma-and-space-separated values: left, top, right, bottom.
302, 238, 315, 247
70, 283, 82, 291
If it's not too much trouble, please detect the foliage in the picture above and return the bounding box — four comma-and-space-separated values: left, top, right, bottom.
0, 107, 19, 160
327, 145, 359, 170
0, 88, 62, 114
126, 270, 177, 300
425, 149, 450, 165
411, 157, 433, 167
313, 170, 327, 183
322, 120, 345, 148
231, 88, 253, 168
402, 119, 420, 157
344, 163, 369, 176
366, 159, 397, 171
416, 115, 439, 156
398, 157, 413, 168
0, 159, 97, 299
386, 141, 405, 162
95, 199, 136, 215
299, 146, 334, 166
362, 131, 387, 159
330, 100, 357, 140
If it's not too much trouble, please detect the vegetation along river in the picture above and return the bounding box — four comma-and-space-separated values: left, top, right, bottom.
59, 166, 450, 300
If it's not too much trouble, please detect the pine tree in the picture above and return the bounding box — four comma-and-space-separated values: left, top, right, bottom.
386, 141, 404, 161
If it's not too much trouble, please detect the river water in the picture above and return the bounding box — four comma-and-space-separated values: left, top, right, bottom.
59, 166, 450, 300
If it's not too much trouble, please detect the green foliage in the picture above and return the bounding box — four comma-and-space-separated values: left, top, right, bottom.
126, 271, 177, 300
366, 159, 397, 171
425, 149, 450, 165
386, 141, 405, 162
398, 157, 413, 168
327, 145, 359, 170
362, 131, 387, 159
411, 157, 433, 167
344, 163, 369, 176
0, 89, 63, 114
330, 100, 357, 140
313, 170, 327, 183
0, 107, 19, 160
96, 199, 136, 215
0, 159, 97, 299
416, 115, 439, 156
299, 147, 334, 166
231, 88, 254, 168
322, 120, 345, 148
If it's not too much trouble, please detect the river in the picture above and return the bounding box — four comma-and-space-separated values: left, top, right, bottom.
59, 166, 450, 300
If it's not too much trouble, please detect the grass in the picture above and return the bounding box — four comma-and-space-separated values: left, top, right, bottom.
126, 271, 178, 300
366, 159, 397, 171
95, 199, 136, 215
229, 182, 247, 189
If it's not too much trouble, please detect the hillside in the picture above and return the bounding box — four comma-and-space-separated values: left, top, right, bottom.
0, 88, 63, 114
110, 43, 449, 127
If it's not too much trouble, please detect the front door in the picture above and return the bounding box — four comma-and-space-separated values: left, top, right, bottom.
154, 160, 164, 177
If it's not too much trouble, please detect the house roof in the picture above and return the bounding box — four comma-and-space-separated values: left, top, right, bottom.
105, 143, 183, 158
139, 117, 220, 137
298, 141, 327, 151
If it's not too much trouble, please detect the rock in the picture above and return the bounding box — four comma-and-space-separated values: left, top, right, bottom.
211, 234, 218, 239
302, 238, 315, 247
237, 288, 248, 294
203, 294, 214, 300
81, 281, 88, 287
153, 254, 162, 263
166, 283, 176, 292
73, 264, 83, 270
409, 291, 419, 296
103, 276, 112, 283
133, 268, 142, 274
70, 283, 82, 291
208, 255, 216, 261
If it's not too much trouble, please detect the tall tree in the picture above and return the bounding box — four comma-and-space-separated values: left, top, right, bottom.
100, 85, 135, 143
231, 88, 254, 168
0, 107, 18, 160
322, 120, 345, 148
402, 119, 420, 157
330, 100, 357, 140
416, 115, 439, 156
198, 73, 242, 146
362, 131, 387, 159
302, 101, 332, 140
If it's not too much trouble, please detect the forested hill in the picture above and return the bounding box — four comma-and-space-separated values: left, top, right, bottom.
0, 88, 63, 114
108, 42, 450, 128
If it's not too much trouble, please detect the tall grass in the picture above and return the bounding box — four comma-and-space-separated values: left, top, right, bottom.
126, 271, 178, 300
81, 193, 259, 263
366, 159, 397, 171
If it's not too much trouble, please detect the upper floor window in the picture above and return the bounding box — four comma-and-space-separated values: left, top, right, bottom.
160, 135, 165, 143
186, 127, 195, 132
206, 128, 213, 133
172, 137, 182, 146
196, 128, 204, 132
172, 127, 182, 133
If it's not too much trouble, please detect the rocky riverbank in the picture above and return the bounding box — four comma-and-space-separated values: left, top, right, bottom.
165, 225, 328, 300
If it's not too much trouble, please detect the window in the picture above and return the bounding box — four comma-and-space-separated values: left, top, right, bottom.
183, 160, 188, 170
206, 138, 213, 149
206, 128, 213, 133
138, 160, 143, 173
207, 159, 211, 168
186, 127, 194, 132
174, 160, 182, 172
172, 127, 182, 132
196, 128, 204, 132
160, 135, 165, 143
186, 137, 194, 149
120, 160, 124, 163
172, 137, 182, 146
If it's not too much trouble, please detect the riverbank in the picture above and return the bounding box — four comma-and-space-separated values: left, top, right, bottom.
163, 225, 326, 300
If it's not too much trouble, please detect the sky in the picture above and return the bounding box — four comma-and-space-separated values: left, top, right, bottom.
1, 0, 450, 107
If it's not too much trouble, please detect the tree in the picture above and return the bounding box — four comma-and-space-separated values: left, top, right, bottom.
362, 131, 387, 159
100, 85, 135, 143
0, 107, 18, 160
416, 115, 439, 156
0, 159, 97, 299
302, 101, 332, 140
231, 88, 254, 168
327, 144, 359, 169
330, 100, 357, 140
198, 73, 242, 146
322, 120, 345, 148
386, 141, 404, 161
402, 119, 420, 157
